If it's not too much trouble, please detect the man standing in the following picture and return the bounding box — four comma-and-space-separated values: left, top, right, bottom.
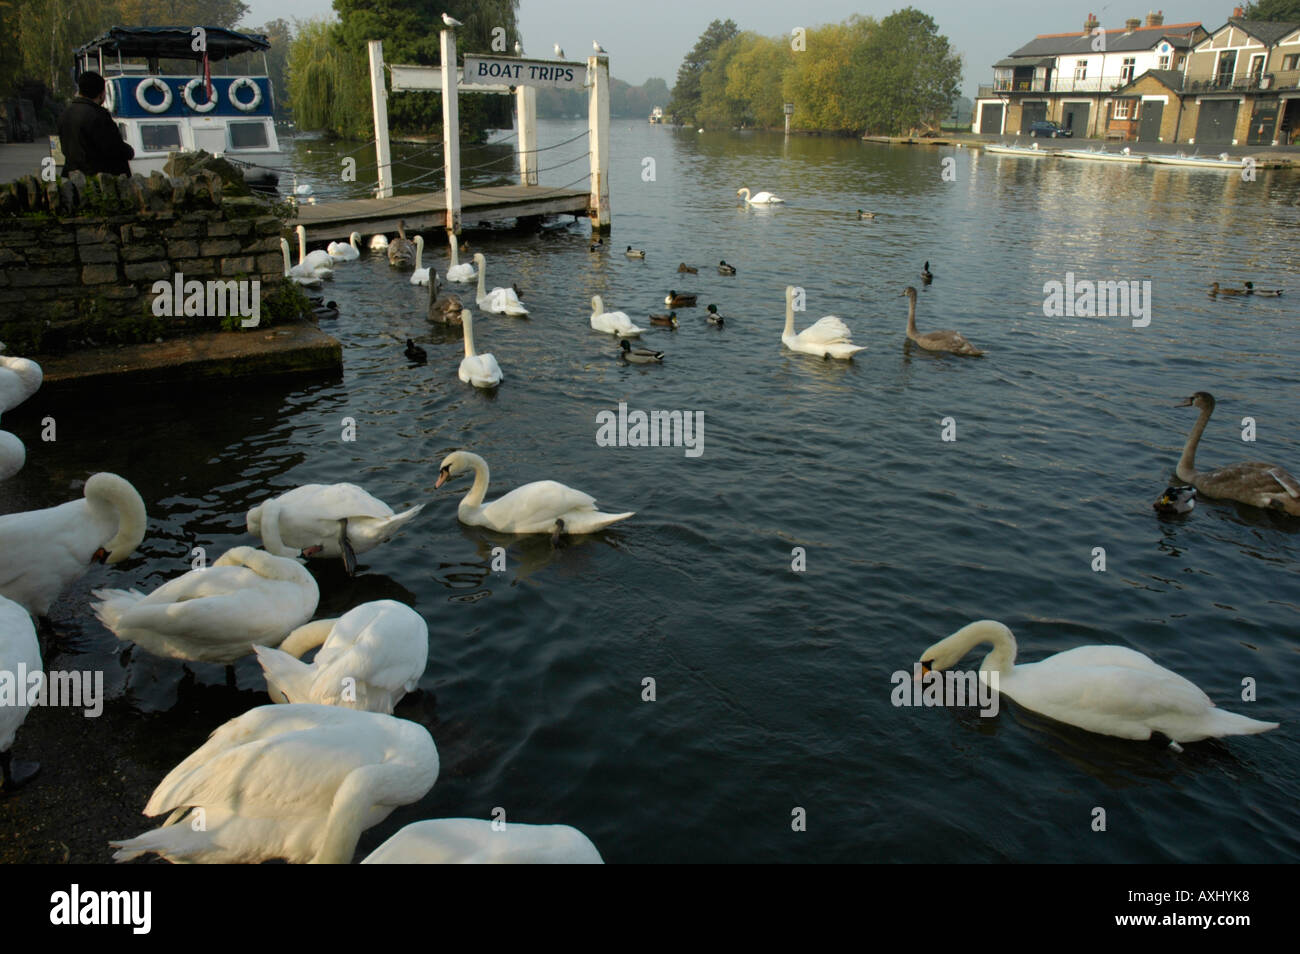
57, 71, 134, 177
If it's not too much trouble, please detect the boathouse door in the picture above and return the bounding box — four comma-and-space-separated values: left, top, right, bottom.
1246, 103, 1278, 145
1137, 102, 1163, 141
1020, 102, 1047, 133
1061, 103, 1090, 136
979, 103, 1003, 134
1194, 100, 1238, 144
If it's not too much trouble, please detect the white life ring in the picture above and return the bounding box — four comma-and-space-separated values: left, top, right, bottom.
135, 76, 173, 113
103, 78, 115, 112
228, 77, 262, 112
181, 77, 218, 113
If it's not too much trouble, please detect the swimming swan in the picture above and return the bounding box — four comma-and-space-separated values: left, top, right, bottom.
436, 450, 634, 535
445, 234, 476, 283
362, 818, 603, 863
737, 187, 784, 205
295, 225, 335, 277
781, 285, 865, 360
0, 595, 41, 789
110, 703, 438, 863
903, 286, 983, 355
458, 309, 503, 389
917, 619, 1279, 749
281, 238, 323, 287
255, 600, 428, 714
327, 232, 362, 262
1175, 392, 1300, 515
369, 233, 389, 251
247, 484, 425, 576
0, 472, 147, 617
0, 354, 41, 415
473, 254, 528, 315
388, 220, 416, 268
410, 235, 431, 286
590, 295, 643, 336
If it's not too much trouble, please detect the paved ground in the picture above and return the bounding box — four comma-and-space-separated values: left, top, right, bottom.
0, 142, 51, 183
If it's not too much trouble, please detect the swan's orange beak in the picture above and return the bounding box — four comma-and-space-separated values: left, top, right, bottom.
91, 547, 109, 564
435, 467, 449, 489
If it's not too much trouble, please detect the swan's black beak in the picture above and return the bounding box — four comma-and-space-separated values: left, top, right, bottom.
435, 466, 450, 489
916, 660, 933, 681
91, 547, 109, 564
1176, 397, 1194, 407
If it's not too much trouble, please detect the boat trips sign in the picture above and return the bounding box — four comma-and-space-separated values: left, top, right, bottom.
462, 56, 586, 90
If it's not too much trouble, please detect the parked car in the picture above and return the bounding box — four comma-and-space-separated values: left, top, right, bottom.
1028, 120, 1072, 138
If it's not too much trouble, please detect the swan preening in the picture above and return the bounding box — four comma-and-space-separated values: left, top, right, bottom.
590, 295, 644, 336
111, 703, 439, 863
327, 232, 362, 262
1, 594, 41, 790
0, 429, 24, 481
902, 286, 983, 356
368, 233, 389, 251
459, 309, 503, 388
93, 546, 318, 663
281, 238, 323, 287
782, 285, 865, 360
295, 226, 335, 278
0, 354, 41, 415
0, 473, 147, 617
917, 620, 1278, 749
362, 818, 603, 864
474, 253, 528, 315
446, 233, 476, 283
436, 450, 634, 535
737, 187, 784, 205
255, 600, 428, 714
410, 235, 431, 286
247, 484, 425, 576
1175, 392, 1300, 515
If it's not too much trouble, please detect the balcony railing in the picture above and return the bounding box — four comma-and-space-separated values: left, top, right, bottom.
1185, 70, 1300, 92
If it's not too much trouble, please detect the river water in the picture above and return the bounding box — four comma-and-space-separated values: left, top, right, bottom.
4, 119, 1299, 862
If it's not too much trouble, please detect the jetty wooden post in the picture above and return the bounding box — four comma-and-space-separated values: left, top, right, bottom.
516, 84, 538, 186
368, 41, 393, 199
440, 29, 462, 233
587, 54, 611, 232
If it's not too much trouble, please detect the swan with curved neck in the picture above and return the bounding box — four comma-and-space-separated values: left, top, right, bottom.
458, 309, 503, 388
737, 187, 784, 205
782, 285, 865, 360
902, 286, 983, 356
0, 472, 147, 617
327, 232, 361, 262
281, 238, 322, 286
295, 225, 335, 276
387, 220, 416, 268
473, 253, 528, 315
92, 546, 319, 662
445, 233, 476, 282
254, 600, 428, 713
590, 295, 643, 336
435, 451, 634, 534
0, 595, 41, 790
111, 703, 439, 863
1175, 391, 1300, 514
428, 272, 464, 324
410, 235, 431, 285
362, 818, 604, 863
918, 620, 1278, 748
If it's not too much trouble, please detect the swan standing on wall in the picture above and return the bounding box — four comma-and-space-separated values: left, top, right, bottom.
110, 703, 439, 863
458, 309, 503, 389
436, 451, 634, 535
781, 285, 865, 360
410, 235, 431, 286
362, 818, 604, 864
737, 187, 784, 205
294, 226, 335, 277
902, 286, 983, 355
0, 430, 25, 482
590, 295, 644, 336
1175, 392, 1300, 514
281, 238, 323, 287
327, 232, 362, 262
445, 233, 476, 282
473, 254, 528, 315
247, 484, 425, 576
0, 473, 147, 617
255, 600, 428, 714
1, 595, 41, 790
917, 620, 1279, 750
92, 546, 319, 663
0, 354, 41, 415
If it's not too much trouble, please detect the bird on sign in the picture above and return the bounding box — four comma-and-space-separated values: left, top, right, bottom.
554, 43, 565, 58
593, 40, 607, 54
514, 40, 523, 55
441, 13, 463, 28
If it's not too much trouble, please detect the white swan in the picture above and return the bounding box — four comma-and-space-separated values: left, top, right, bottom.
445, 233, 476, 283
0, 473, 147, 617
92, 546, 319, 663
255, 600, 428, 714
589, 295, 643, 336
247, 484, 424, 577
110, 703, 439, 864
369, 233, 389, 251
0, 354, 41, 415
295, 225, 335, 277
410, 235, 431, 286
918, 620, 1279, 749
362, 818, 604, 864
436, 451, 634, 535
0, 429, 24, 482
473, 253, 528, 316
737, 186, 784, 205
1, 594, 41, 790
458, 309, 503, 389
327, 231, 362, 262
782, 285, 865, 360
280, 238, 323, 287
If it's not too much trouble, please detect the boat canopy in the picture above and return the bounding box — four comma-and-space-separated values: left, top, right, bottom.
75, 26, 270, 62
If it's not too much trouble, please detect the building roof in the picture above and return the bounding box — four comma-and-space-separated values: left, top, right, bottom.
75, 26, 270, 62
1009, 21, 1203, 58
1112, 68, 1186, 95
1216, 18, 1300, 47
994, 56, 1054, 68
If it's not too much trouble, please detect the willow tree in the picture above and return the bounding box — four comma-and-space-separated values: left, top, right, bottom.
287, 18, 371, 139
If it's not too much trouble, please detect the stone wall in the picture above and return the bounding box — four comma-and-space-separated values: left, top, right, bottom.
0, 169, 292, 355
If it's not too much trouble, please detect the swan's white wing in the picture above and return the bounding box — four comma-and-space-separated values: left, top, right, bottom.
487, 287, 528, 314
797, 315, 854, 345
0, 595, 40, 749
459, 353, 503, 387
480, 479, 599, 531
277, 484, 397, 520
361, 818, 603, 864
311, 602, 429, 703
446, 263, 476, 282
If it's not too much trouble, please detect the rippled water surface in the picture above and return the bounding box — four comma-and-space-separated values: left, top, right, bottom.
5, 121, 1300, 862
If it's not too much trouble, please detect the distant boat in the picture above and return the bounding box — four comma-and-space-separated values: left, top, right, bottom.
982, 142, 1059, 157
1144, 152, 1245, 170
1059, 147, 1148, 164
648, 106, 664, 124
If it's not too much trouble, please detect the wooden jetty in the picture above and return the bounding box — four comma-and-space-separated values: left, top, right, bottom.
294, 184, 589, 243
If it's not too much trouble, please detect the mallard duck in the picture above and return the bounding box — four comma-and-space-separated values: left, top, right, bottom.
677, 263, 698, 274
404, 339, 427, 363
705, 304, 724, 326
311, 301, 339, 321
589, 239, 604, 252
665, 289, 696, 307
512, 282, 524, 300
857, 210, 877, 219
649, 312, 678, 327
921, 261, 933, 285
1244, 282, 1283, 297
550, 518, 566, 549
619, 339, 664, 363
1154, 486, 1196, 514
1208, 282, 1246, 296
625, 246, 646, 259
717, 260, 737, 275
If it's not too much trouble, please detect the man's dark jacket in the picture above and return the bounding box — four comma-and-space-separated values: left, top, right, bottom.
58, 95, 135, 177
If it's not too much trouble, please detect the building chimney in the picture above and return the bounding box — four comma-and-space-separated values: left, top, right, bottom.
1145, 10, 1164, 27
1232, 5, 1244, 17
1125, 17, 1142, 31
1084, 12, 1100, 33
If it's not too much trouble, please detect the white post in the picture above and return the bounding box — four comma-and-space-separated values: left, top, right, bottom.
440, 29, 462, 233
368, 40, 393, 199
587, 54, 611, 231
516, 84, 538, 186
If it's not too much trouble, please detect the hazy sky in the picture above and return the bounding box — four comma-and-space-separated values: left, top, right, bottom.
238, 1, 1250, 97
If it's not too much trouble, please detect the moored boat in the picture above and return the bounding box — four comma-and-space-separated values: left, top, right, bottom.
1059, 146, 1148, 164
982, 142, 1060, 157
1143, 152, 1246, 170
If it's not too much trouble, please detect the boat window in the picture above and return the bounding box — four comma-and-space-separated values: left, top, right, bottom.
141, 123, 182, 151
228, 121, 268, 149
117, 122, 129, 140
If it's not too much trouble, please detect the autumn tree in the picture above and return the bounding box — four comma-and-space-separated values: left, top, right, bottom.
1242, 0, 1300, 19
853, 9, 961, 135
